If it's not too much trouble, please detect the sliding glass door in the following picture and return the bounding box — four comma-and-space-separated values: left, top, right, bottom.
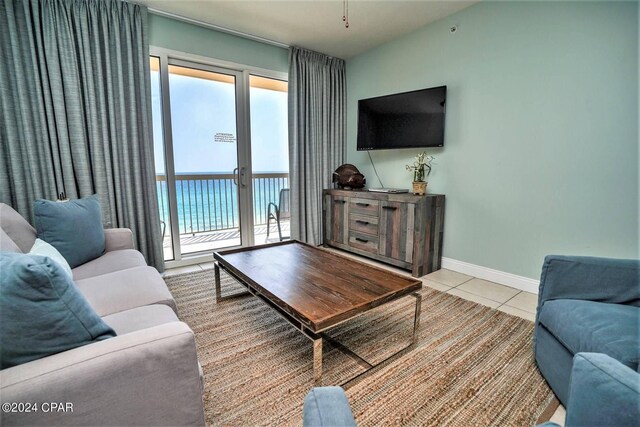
168, 62, 243, 255
150, 50, 288, 263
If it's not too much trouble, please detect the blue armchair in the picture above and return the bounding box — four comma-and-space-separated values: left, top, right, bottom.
534, 255, 640, 405
303, 386, 356, 427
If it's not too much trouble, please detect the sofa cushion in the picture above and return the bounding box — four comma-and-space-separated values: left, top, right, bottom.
29, 238, 73, 278
34, 195, 105, 268
0, 203, 36, 253
539, 299, 639, 369
72, 249, 146, 280
102, 305, 179, 335
0, 253, 116, 369
75, 266, 177, 316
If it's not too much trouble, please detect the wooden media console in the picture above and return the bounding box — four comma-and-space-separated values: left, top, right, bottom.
323, 189, 445, 277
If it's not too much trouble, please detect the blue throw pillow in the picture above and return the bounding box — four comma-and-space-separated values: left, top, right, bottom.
0, 252, 116, 369
34, 195, 106, 268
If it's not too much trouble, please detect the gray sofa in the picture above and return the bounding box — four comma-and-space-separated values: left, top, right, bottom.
0, 203, 205, 426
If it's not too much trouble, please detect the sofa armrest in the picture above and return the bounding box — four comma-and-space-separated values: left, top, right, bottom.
537, 255, 640, 316
1, 322, 205, 426
564, 353, 640, 427
103, 228, 135, 252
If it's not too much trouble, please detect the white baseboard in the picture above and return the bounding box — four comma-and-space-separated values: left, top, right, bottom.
441, 257, 540, 294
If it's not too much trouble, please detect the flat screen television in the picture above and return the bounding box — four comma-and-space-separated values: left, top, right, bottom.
357, 86, 446, 150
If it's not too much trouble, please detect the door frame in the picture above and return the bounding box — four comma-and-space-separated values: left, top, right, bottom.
150, 47, 288, 268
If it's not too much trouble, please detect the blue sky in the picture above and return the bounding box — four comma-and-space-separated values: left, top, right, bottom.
151, 71, 288, 175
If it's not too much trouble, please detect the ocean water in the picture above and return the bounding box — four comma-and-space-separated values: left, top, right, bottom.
156, 176, 288, 235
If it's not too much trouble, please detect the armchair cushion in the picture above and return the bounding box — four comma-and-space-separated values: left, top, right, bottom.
0, 253, 115, 369
539, 299, 639, 370
538, 256, 640, 310
34, 195, 105, 268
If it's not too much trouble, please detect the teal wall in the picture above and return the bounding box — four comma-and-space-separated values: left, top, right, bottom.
148, 14, 289, 73
346, 1, 639, 278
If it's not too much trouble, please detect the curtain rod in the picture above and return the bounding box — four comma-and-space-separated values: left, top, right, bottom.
148, 8, 290, 50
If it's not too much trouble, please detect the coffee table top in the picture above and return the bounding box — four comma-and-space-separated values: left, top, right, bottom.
214, 241, 422, 332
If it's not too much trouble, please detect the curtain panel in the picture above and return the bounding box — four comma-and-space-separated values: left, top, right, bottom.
0, 0, 163, 270
288, 47, 346, 245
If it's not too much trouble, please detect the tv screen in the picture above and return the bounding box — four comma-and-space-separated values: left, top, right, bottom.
357, 86, 446, 151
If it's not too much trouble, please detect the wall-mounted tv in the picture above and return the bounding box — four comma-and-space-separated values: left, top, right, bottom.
357, 85, 446, 151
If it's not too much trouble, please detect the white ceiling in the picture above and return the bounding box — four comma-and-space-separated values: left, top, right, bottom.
134, 0, 478, 59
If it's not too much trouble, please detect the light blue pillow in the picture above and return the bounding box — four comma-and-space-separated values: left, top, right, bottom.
0, 252, 116, 369
34, 195, 105, 268
29, 238, 73, 277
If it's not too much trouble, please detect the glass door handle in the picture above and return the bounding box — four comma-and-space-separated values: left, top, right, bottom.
239, 167, 247, 188
233, 167, 239, 186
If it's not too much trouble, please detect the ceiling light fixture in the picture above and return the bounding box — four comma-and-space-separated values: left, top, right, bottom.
342, 0, 349, 28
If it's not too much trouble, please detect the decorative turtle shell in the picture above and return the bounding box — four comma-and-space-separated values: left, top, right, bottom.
332, 164, 366, 189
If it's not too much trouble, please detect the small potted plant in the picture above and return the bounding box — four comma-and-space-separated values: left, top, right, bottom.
405, 152, 434, 195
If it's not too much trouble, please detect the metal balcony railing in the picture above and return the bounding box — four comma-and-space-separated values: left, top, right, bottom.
156, 172, 289, 235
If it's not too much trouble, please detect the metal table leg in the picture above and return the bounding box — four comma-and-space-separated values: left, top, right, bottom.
412, 292, 422, 343
214, 263, 251, 303
313, 292, 422, 388
313, 337, 323, 386
214, 264, 222, 302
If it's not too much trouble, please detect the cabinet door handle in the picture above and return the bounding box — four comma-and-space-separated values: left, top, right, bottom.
356, 202, 370, 207
335, 200, 346, 204
382, 206, 398, 210
355, 220, 369, 225
355, 237, 369, 243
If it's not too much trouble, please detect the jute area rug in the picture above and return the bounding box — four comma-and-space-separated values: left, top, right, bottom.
165, 268, 556, 426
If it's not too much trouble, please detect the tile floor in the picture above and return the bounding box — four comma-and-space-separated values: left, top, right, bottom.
163, 251, 566, 425
422, 271, 537, 321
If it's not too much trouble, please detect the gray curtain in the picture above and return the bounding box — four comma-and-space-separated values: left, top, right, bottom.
0, 0, 164, 271
288, 47, 346, 245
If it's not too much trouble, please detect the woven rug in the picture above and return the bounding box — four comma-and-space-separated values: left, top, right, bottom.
165, 268, 556, 426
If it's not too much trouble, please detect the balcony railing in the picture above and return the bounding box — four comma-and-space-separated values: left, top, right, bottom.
156, 172, 289, 235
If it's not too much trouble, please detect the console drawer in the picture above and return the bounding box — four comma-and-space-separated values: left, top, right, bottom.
349, 214, 379, 236
348, 231, 379, 254
349, 198, 379, 216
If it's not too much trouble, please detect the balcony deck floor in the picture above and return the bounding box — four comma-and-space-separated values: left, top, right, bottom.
162, 222, 290, 260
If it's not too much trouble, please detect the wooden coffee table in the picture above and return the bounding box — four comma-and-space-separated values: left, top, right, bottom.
213, 240, 422, 386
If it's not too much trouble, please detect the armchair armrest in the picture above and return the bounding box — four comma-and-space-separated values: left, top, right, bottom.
1, 322, 205, 426
103, 228, 135, 252
537, 255, 640, 314
564, 353, 640, 427
303, 387, 356, 427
